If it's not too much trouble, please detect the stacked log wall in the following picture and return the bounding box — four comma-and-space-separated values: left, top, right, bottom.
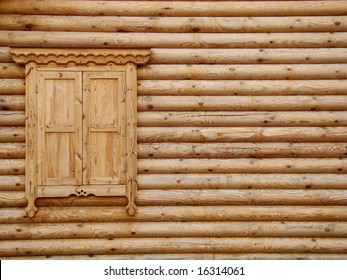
0, 0, 347, 259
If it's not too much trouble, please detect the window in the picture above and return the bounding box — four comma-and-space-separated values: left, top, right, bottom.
11, 48, 151, 216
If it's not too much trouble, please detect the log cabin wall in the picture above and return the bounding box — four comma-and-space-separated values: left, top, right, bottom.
1, 0, 347, 259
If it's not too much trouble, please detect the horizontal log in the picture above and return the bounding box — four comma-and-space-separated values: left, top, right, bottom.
138, 64, 347, 80
137, 174, 347, 189
137, 143, 347, 159
1, 31, 347, 48
0, 175, 25, 191
2, 206, 347, 223
138, 80, 347, 95
2, 15, 347, 33
2, 253, 347, 260
0, 127, 25, 142
138, 95, 347, 111
0, 63, 24, 79
0, 143, 25, 158
0, 159, 25, 175
0, 192, 127, 208
0, 47, 12, 62
0, 79, 25, 95
1, 237, 347, 256
138, 127, 347, 143
0, 191, 25, 207
150, 48, 347, 64
137, 189, 347, 206
138, 158, 347, 174
0, 95, 25, 111
138, 111, 347, 127
1, 1, 347, 16
0, 111, 25, 126
1, 221, 346, 240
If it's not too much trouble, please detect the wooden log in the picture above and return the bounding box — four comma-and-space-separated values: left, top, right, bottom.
0, 79, 25, 95
2, 253, 347, 260
138, 158, 347, 174
1, 237, 347, 256
0, 63, 25, 79
0, 143, 25, 158
138, 64, 347, 80
138, 127, 347, 143
0, 191, 25, 207
1, 1, 347, 16
137, 174, 347, 189
1, 221, 346, 240
0, 95, 25, 111
0, 159, 25, 175
2, 205, 347, 224
138, 111, 347, 127
137, 80, 347, 96
1, 31, 347, 48
138, 95, 347, 111
136, 189, 347, 206
0, 127, 25, 142
2, 15, 347, 33
137, 143, 347, 159
0, 111, 25, 126
0, 175, 25, 191
0, 47, 12, 62
150, 48, 347, 64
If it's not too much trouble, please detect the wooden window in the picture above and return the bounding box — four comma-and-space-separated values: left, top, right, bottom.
11, 48, 151, 216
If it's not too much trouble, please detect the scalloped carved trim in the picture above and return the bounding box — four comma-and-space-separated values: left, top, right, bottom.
11, 48, 151, 65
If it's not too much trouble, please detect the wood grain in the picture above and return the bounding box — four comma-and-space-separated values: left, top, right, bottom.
0, 79, 25, 95
0, 175, 25, 191
0, 143, 25, 159
0, 95, 25, 111
0, 127, 25, 142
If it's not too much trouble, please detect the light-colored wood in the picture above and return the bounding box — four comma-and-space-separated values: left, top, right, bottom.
1, 221, 347, 240
150, 48, 347, 64
1, 1, 347, 16
0, 159, 25, 175
0, 95, 25, 111
0, 63, 24, 79
138, 111, 347, 127
138, 95, 347, 111
2, 15, 347, 33
0, 191, 26, 207
3, 253, 347, 260
11, 48, 151, 65
138, 127, 347, 143
138, 80, 347, 96
2, 205, 347, 223
138, 158, 347, 174
0, 47, 12, 62
0, 111, 25, 126
138, 64, 347, 80
136, 189, 347, 206
0, 175, 25, 191
0, 127, 25, 142
137, 143, 347, 159
137, 174, 347, 190
2, 31, 347, 48
125, 62, 138, 215
83, 71, 126, 185
37, 71, 82, 187
0, 79, 25, 95
1, 237, 347, 256
37, 185, 126, 198
0, 143, 25, 159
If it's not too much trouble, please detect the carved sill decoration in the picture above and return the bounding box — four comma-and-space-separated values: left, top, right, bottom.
11, 48, 151, 65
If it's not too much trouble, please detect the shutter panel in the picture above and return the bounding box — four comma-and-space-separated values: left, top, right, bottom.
37, 72, 82, 186
83, 72, 126, 185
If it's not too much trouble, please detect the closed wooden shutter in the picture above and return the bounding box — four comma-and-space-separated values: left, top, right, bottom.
37, 71, 82, 187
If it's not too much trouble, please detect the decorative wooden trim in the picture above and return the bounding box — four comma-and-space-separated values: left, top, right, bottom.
11, 48, 151, 65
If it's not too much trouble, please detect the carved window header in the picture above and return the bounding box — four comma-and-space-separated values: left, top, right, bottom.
11, 48, 151, 66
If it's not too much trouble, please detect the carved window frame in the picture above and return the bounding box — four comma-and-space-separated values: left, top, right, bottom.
11, 48, 151, 217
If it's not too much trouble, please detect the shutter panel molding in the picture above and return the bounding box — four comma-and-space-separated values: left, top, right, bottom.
11, 48, 151, 217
